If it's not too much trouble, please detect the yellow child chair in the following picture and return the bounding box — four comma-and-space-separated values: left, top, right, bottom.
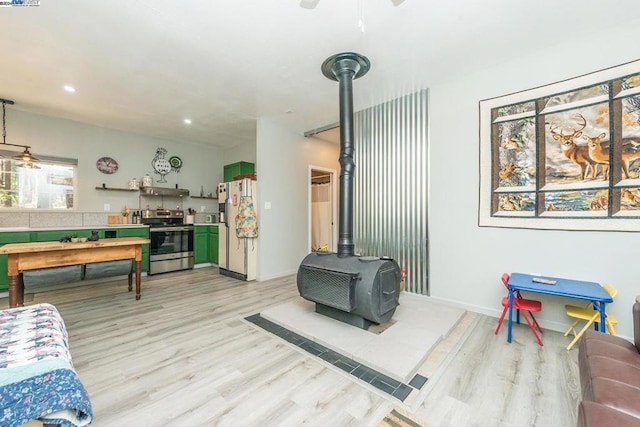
563, 283, 618, 350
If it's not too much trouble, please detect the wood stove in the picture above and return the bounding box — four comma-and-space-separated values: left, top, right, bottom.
297, 52, 401, 329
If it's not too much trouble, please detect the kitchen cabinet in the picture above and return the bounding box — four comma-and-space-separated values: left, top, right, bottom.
209, 225, 219, 264
31, 229, 92, 242
194, 224, 218, 265
223, 161, 255, 182
0, 232, 32, 291
194, 225, 209, 264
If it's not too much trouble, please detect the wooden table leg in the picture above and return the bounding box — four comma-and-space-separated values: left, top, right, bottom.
7, 254, 23, 308
135, 260, 141, 300
128, 271, 133, 292
8, 274, 20, 308
17, 273, 24, 306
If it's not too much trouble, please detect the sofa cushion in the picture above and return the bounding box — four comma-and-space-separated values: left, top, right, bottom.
580, 330, 639, 365
581, 356, 640, 401
582, 329, 635, 348
578, 401, 640, 427
590, 377, 640, 419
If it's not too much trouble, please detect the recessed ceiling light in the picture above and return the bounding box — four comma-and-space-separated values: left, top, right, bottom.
184, 118, 192, 125
63, 85, 76, 93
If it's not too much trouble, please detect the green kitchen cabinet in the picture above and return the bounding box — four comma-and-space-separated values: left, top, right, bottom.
32, 229, 80, 242
116, 227, 150, 272
223, 161, 255, 182
116, 227, 148, 238
194, 225, 209, 264
209, 225, 219, 264
195, 225, 218, 265
0, 231, 31, 245
0, 232, 32, 292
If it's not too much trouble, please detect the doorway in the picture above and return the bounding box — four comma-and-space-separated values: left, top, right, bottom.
309, 166, 337, 252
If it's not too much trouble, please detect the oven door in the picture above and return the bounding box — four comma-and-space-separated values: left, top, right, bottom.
149, 226, 194, 274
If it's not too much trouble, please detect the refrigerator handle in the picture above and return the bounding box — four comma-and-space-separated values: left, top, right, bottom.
220, 182, 230, 228
224, 197, 230, 228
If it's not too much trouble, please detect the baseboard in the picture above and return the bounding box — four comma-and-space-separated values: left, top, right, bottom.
256, 270, 297, 281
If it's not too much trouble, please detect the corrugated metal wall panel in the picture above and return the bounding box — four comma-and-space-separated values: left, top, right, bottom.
353, 90, 429, 295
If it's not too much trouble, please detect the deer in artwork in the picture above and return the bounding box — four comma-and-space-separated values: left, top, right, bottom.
584, 133, 640, 179
549, 113, 596, 180
583, 133, 609, 180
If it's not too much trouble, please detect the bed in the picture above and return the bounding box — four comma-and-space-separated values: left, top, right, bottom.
0, 303, 93, 427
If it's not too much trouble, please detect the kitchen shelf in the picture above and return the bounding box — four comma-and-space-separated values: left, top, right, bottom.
191, 196, 218, 200
95, 186, 137, 192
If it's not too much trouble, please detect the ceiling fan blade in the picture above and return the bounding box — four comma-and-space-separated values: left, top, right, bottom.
391, 0, 405, 5
300, 0, 320, 9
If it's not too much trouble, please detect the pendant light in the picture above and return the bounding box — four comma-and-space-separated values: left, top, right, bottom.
0, 98, 40, 163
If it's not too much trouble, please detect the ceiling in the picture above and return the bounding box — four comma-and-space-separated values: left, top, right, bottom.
1, 0, 639, 149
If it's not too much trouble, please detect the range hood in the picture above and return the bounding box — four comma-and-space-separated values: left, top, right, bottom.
141, 186, 190, 197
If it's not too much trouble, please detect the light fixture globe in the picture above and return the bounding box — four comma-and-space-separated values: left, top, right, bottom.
15, 147, 39, 163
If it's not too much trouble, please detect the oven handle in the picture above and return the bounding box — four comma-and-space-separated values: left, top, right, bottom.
150, 226, 194, 232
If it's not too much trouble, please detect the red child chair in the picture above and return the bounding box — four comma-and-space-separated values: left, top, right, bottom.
494, 273, 544, 346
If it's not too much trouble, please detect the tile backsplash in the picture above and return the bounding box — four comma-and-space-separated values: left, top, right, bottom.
0, 211, 213, 228
0, 212, 115, 229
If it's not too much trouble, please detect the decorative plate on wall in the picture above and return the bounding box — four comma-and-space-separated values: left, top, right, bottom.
96, 157, 119, 174
169, 156, 183, 171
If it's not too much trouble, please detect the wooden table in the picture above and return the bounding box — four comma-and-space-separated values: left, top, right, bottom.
0, 237, 150, 308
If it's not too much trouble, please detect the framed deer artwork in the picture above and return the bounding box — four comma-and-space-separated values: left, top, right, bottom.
479, 59, 640, 231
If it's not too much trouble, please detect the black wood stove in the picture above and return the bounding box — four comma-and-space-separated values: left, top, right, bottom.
297, 52, 401, 330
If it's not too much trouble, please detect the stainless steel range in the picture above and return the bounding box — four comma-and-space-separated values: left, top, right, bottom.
141, 209, 194, 275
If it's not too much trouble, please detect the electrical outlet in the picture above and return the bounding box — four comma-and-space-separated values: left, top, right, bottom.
104, 203, 110, 211
201, 205, 205, 212
265, 202, 272, 210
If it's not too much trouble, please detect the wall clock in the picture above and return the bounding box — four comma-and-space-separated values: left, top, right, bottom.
96, 157, 119, 174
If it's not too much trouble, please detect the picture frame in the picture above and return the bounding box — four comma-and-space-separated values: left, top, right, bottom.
479, 59, 640, 231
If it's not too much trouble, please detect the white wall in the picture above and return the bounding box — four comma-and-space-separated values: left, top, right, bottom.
224, 140, 257, 167
8, 109, 224, 214
256, 117, 339, 280
429, 26, 640, 338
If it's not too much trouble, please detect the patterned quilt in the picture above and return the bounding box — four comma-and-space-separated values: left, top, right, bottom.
0, 303, 93, 427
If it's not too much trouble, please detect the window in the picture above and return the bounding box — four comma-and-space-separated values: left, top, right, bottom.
0, 151, 77, 209
480, 60, 640, 231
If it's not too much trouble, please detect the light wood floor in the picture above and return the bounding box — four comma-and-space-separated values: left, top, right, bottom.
2, 268, 580, 426
413, 315, 580, 426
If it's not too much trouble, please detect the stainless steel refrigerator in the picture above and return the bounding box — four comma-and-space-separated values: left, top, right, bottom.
217, 178, 257, 281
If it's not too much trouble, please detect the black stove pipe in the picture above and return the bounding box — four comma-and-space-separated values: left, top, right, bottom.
321, 53, 370, 257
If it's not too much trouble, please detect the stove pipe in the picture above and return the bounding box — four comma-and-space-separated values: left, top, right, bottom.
321, 53, 370, 257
